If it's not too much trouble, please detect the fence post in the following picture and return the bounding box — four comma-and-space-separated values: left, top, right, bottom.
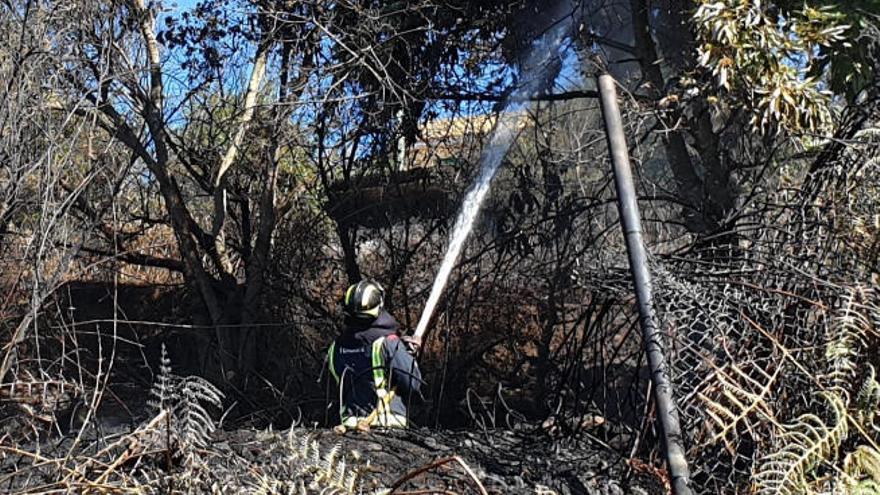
597, 73, 693, 495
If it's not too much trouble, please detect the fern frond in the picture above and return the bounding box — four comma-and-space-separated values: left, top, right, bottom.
754, 392, 849, 495
267, 430, 370, 494
299, 433, 312, 459
148, 343, 178, 412
311, 438, 321, 468
333, 456, 347, 486
843, 445, 880, 493
847, 480, 880, 495
699, 361, 781, 451
175, 376, 223, 451
344, 468, 358, 493
825, 287, 876, 392
315, 443, 341, 483
855, 364, 880, 429
861, 285, 879, 337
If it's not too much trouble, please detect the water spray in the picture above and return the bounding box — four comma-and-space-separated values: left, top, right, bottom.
411, 11, 572, 344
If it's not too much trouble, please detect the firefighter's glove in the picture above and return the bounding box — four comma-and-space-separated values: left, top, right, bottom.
401, 335, 422, 355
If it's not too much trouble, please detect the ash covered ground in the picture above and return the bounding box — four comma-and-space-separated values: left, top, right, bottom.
224, 426, 663, 494
0, 410, 665, 494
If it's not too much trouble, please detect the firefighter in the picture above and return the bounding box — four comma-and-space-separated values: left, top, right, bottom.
327, 279, 422, 429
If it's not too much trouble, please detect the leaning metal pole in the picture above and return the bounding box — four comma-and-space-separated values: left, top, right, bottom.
597, 73, 693, 495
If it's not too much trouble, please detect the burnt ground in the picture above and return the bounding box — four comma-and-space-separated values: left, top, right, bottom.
0, 368, 666, 493
0, 418, 665, 494
221, 426, 665, 494
0, 282, 666, 493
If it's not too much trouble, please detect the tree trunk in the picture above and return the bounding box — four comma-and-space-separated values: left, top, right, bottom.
629, 0, 736, 234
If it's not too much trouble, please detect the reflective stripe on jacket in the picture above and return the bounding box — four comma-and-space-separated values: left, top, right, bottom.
328, 311, 421, 428
328, 337, 398, 427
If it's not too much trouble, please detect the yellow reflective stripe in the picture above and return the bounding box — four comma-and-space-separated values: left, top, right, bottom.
327, 343, 340, 382
372, 337, 393, 422
372, 337, 386, 390
344, 285, 355, 305
334, 337, 403, 428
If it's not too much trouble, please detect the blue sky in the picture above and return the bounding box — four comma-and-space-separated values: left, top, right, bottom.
155, 0, 586, 132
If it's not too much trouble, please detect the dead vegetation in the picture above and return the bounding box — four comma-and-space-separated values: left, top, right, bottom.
0, 343, 662, 494
2, 0, 880, 493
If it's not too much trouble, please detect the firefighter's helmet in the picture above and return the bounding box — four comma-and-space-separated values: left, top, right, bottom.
343, 280, 385, 320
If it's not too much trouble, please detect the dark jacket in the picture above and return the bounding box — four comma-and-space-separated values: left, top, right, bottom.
329, 310, 422, 420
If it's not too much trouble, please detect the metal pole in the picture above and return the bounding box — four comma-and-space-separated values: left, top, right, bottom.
597, 73, 693, 495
